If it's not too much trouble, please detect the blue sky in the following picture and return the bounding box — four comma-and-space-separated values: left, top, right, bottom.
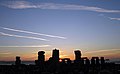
0, 0, 120, 61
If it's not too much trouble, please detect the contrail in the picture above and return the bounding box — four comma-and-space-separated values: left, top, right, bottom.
0, 32, 49, 41
0, 45, 50, 48
1, 27, 66, 39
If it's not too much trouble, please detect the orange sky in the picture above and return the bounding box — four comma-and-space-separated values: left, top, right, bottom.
0, 48, 120, 61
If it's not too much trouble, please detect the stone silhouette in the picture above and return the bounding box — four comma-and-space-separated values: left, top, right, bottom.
0, 49, 120, 74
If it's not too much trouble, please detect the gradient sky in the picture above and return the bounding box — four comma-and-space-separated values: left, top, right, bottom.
0, 0, 120, 61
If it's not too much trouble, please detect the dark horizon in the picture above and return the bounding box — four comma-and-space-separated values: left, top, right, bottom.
0, 0, 120, 61
0, 49, 120, 74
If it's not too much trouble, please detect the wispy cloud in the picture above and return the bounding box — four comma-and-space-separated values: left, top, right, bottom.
0, 32, 49, 41
1, 1, 120, 13
60, 55, 68, 58
98, 14, 120, 21
0, 52, 11, 55
0, 45, 50, 48
1, 27, 66, 39
108, 17, 120, 21
84, 49, 120, 54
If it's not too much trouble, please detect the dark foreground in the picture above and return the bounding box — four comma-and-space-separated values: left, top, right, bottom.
0, 63, 120, 74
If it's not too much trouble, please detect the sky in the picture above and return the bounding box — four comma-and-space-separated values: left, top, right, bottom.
0, 0, 120, 61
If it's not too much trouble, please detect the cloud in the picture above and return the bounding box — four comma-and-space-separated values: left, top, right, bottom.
98, 14, 105, 16
0, 32, 49, 41
0, 52, 11, 55
0, 45, 51, 48
1, 1, 120, 13
1, 27, 66, 39
60, 55, 68, 58
84, 49, 120, 54
108, 17, 120, 21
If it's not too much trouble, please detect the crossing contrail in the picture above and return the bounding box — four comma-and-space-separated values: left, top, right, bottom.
1, 27, 66, 39
0, 32, 49, 41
